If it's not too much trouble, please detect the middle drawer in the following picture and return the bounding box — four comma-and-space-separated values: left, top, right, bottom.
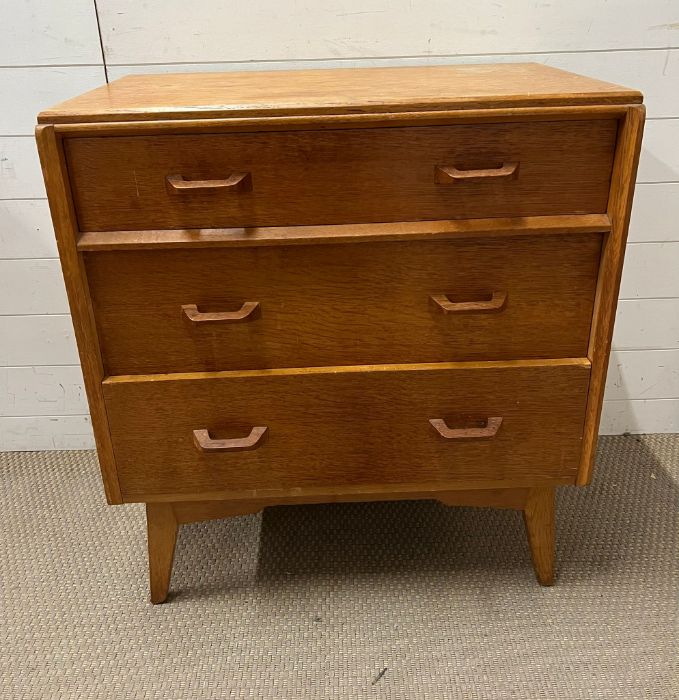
86, 233, 601, 375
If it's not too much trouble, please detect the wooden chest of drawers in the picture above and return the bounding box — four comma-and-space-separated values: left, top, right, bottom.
36, 64, 644, 603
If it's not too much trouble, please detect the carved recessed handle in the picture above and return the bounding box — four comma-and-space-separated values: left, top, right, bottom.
435, 162, 519, 184
429, 417, 503, 440
430, 291, 507, 314
166, 172, 252, 193
193, 427, 268, 453
182, 302, 260, 324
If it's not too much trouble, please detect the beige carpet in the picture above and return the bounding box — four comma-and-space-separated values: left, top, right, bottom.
1, 435, 677, 699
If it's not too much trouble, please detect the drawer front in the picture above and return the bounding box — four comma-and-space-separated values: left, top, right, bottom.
103, 361, 590, 500
66, 120, 617, 231
86, 234, 601, 375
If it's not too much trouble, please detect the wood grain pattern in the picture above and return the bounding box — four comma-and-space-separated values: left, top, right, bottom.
36, 65, 645, 598
75, 214, 611, 251
438, 488, 529, 510
146, 502, 178, 604
430, 291, 507, 314
35, 125, 122, 504
101, 357, 590, 384
65, 120, 617, 231
37, 64, 641, 124
102, 360, 591, 501
435, 161, 519, 183
193, 426, 268, 453
182, 301, 260, 324
166, 172, 251, 193
172, 500, 267, 524
523, 487, 556, 586
154, 484, 549, 600
170, 487, 533, 523
51, 105, 631, 137
578, 105, 646, 485
429, 416, 503, 440
127, 476, 575, 505
86, 234, 602, 375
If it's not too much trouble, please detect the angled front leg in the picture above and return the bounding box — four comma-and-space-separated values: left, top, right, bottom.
145, 499, 266, 603
523, 487, 555, 586
146, 503, 179, 604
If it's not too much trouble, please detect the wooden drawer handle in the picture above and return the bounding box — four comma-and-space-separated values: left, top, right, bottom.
182, 302, 260, 323
166, 172, 252, 193
430, 291, 507, 314
193, 427, 268, 452
430, 417, 503, 440
435, 162, 519, 183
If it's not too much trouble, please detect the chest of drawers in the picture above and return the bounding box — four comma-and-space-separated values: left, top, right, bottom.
37, 64, 644, 603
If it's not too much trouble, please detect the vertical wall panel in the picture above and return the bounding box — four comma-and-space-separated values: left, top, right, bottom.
97, 0, 679, 64
629, 184, 679, 242
0, 138, 46, 199
0, 200, 57, 259
0, 0, 102, 66
0, 67, 106, 135
0, 0, 105, 449
0, 416, 94, 451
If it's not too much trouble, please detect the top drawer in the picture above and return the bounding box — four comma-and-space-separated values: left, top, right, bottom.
65, 120, 617, 232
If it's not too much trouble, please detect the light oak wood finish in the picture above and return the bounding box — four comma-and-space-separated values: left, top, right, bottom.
523, 488, 556, 585
35, 125, 122, 504
429, 416, 503, 440
578, 105, 646, 484
147, 484, 553, 602
38, 64, 641, 124
36, 64, 644, 602
132, 477, 575, 506
85, 234, 602, 374
146, 503, 179, 604
437, 488, 530, 510
147, 485, 550, 603
171, 488, 536, 520
193, 426, 268, 453
65, 120, 616, 231
75, 213, 611, 251
51, 105, 632, 138
102, 360, 590, 501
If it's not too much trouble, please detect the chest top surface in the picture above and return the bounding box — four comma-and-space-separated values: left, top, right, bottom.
38, 63, 642, 125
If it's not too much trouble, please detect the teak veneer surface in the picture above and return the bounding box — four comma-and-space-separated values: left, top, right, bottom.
66, 120, 616, 231
38, 63, 641, 124
85, 234, 602, 374
102, 361, 591, 501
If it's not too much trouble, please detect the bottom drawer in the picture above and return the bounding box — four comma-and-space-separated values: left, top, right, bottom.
103, 360, 590, 500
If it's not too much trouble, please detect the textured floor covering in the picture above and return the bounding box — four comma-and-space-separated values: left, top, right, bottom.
1, 435, 677, 699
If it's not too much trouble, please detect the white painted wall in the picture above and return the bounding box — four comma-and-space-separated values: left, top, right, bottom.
1, 0, 678, 449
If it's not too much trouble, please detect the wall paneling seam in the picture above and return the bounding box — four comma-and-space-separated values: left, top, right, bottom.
92, 0, 109, 83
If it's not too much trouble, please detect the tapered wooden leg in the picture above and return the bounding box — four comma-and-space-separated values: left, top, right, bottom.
522, 487, 555, 586
146, 503, 179, 604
